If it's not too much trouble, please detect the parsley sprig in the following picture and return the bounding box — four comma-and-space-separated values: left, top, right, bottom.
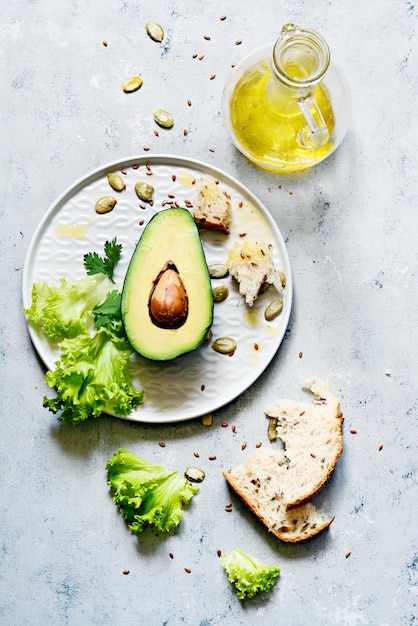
84, 238, 122, 283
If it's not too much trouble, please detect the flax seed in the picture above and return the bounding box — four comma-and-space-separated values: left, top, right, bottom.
123, 569, 130, 575
193, 451, 200, 458
231, 425, 236, 432
255, 442, 262, 448
350, 429, 357, 434
379, 444, 384, 451
221, 422, 228, 427
209, 455, 217, 461
169, 552, 174, 559
184, 567, 192, 573
241, 443, 247, 450
217, 549, 222, 557
159, 442, 166, 447
299, 351, 303, 358
210, 73, 216, 80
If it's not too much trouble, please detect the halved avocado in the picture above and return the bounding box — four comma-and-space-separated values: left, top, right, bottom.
121, 208, 214, 360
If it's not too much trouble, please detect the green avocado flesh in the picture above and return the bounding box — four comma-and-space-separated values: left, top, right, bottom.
121, 208, 214, 361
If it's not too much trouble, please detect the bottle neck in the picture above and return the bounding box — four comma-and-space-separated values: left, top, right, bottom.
271, 23, 330, 91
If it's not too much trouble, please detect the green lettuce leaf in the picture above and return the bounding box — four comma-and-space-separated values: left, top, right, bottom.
43, 327, 143, 423
221, 547, 281, 599
23, 274, 114, 339
106, 449, 198, 533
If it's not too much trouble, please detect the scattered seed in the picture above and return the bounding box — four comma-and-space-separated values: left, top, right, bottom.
241, 443, 247, 450
210, 74, 216, 80
102, 40, 108, 47
134, 181, 154, 202
185, 466, 205, 482
123, 569, 130, 575
132, 164, 139, 169
169, 552, 174, 559
183, 129, 188, 135
95, 196, 117, 214
209, 147, 215, 152
255, 442, 262, 448
231, 425, 236, 432
187, 99, 192, 106
350, 429, 357, 434
201, 384, 205, 391
184, 568, 192, 573
235, 39, 242, 45
198, 54, 205, 60
212, 337, 237, 355
122, 75, 143, 93
172, 174, 177, 181
265, 299, 284, 321
225, 504, 233, 512
345, 551, 351, 559
208, 455, 217, 461
139, 219, 144, 225
379, 444, 384, 451
193, 451, 200, 458
221, 423, 228, 428
159, 442, 166, 447
212, 285, 229, 302
107, 172, 125, 191
220, 15, 227, 21
208, 263, 229, 279
299, 351, 303, 358
204, 34, 211, 40
192, 53, 198, 58
146, 21, 164, 42
143, 146, 150, 151
217, 549, 222, 557
254, 343, 259, 351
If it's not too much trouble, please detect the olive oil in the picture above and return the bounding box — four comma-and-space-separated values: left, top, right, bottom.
229, 58, 335, 172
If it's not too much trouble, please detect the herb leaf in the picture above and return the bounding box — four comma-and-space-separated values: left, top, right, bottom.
84, 237, 122, 282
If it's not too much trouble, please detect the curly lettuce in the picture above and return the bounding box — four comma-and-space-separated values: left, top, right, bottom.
23, 274, 113, 340
221, 547, 281, 599
106, 449, 198, 534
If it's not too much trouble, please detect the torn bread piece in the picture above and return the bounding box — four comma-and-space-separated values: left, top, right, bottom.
225, 241, 284, 306
222, 452, 334, 543
265, 377, 343, 510
222, 378, 343, 542
192, 175, 232, 235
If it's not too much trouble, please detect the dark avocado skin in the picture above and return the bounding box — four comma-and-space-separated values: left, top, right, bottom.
121, 208, 214, 361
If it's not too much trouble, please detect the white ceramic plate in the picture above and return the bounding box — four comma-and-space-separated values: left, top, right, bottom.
22, 155, 292, 423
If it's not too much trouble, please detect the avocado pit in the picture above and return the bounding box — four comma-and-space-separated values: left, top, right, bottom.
149, 261, 189, 329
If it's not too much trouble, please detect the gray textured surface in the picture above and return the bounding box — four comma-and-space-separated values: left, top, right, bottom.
1, 1, 417, 625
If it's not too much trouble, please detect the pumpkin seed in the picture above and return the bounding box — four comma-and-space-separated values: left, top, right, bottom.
212, 285, 229, 302
278, 269, 286, 287
212, 337, 237, 355
95, 196, 117, 214
267, 417, 278, 442
208, 263, 229, 279
122, 75, 143, 93
107, 172, 125, 191
264, 299, 283, 321
146, 21, 164, 42
153, 109, 174, 129
184, 466, 205, 483
134, 181, 154, 202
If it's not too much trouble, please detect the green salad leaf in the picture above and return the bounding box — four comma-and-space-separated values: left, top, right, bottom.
23, 274, 112, 339
24, 238, 144, 423
221, 547, 281, 600
106, 449, 198, 534
43, 326, 143, 423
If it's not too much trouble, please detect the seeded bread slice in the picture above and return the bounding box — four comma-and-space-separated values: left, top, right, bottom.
225, 240, 284, 306
192, 175, 232, 235
222, 378, 343, 542
265, 377, 343, 510
222, 453, 334, 543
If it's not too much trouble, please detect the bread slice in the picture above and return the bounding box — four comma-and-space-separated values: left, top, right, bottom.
192, 175, 232, 235
222, 453, 334, 543
265, 377, 343, 509
224, 240, 284, 306
222, 378, 343, 542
